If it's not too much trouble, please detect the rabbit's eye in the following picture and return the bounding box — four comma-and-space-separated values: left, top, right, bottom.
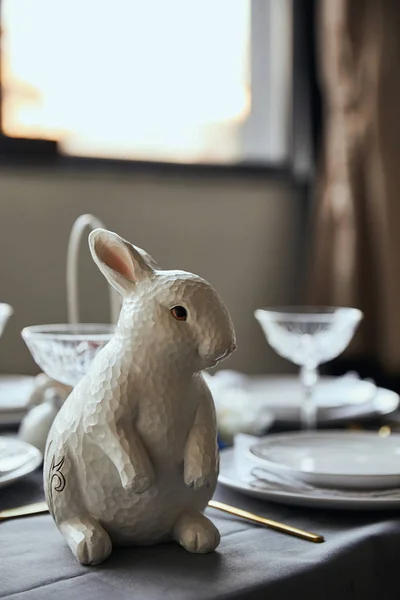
171, 306, 187, 321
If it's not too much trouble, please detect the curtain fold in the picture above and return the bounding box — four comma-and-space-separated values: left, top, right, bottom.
309, 0, 400, 372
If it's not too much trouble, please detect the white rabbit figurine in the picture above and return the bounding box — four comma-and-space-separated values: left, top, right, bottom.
44, 228, 236, 565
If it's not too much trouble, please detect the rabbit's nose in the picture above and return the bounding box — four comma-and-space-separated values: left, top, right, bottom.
217, 342, 237, 361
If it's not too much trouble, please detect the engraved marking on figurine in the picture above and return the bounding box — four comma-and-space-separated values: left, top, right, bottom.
49, 455, 66, 503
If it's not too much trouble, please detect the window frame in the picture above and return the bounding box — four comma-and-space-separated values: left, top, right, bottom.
0, 0, 316, 182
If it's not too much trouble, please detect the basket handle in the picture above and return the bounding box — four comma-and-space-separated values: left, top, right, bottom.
66, 214, 120, 324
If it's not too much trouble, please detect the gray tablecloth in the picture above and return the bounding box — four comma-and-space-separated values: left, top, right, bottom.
1, 468, 400, 600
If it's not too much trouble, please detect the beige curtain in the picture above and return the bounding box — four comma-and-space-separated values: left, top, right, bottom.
309, 0, 400, 372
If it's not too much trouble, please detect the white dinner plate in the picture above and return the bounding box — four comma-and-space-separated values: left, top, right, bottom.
246, 375, 377, 421
219, 445, 400, 510
0, 375, 36, 425
318, 387, 399, 424
206, 372, 398, 426
0, 437, 42, 488
249, 431, 400, 490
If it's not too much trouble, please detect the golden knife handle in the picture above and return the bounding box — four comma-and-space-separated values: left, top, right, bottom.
208, 500, 325, 543
0, 501, 48, 521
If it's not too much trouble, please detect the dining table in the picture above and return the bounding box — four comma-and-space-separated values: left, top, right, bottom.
1, 455, 400, 600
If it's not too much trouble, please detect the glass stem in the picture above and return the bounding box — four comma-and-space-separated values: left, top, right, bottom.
300, 364, 318, 430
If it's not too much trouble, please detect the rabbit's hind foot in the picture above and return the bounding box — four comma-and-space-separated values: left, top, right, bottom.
60, 515, 112, 565
173, 512, 220, 554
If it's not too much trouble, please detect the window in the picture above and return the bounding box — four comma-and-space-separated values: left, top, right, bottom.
1, 0, 292, 165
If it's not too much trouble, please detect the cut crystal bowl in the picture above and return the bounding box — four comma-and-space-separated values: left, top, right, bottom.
21, 323, 115, 387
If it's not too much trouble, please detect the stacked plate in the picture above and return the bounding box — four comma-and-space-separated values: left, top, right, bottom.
0, 437, 42, 488
248, 374, 399, 424
206, 371, 399, 429
219, 432, 400, 510
0, 375, 37, 426
0, 375, 44, 487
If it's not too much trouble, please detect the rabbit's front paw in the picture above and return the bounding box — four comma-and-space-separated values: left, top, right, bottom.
121, 466, 155, 494
184, 462, 215, 491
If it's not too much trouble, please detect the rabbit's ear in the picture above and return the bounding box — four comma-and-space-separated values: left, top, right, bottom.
132, 245, 161, 270
89, 229, 155, 296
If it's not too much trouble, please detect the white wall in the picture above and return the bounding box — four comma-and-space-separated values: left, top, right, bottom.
0, 166, 304, 376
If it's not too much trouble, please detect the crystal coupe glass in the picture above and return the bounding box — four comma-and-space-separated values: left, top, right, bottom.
254, 307, 363, 430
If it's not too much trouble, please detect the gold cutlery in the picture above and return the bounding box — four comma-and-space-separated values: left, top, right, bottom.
0, 501, 48, 520
0, 500, 324, 543
208, 500, 324, 543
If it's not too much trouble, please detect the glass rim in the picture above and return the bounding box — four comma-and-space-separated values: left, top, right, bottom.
21, 323, 115, 342
254, 306, 363, 322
